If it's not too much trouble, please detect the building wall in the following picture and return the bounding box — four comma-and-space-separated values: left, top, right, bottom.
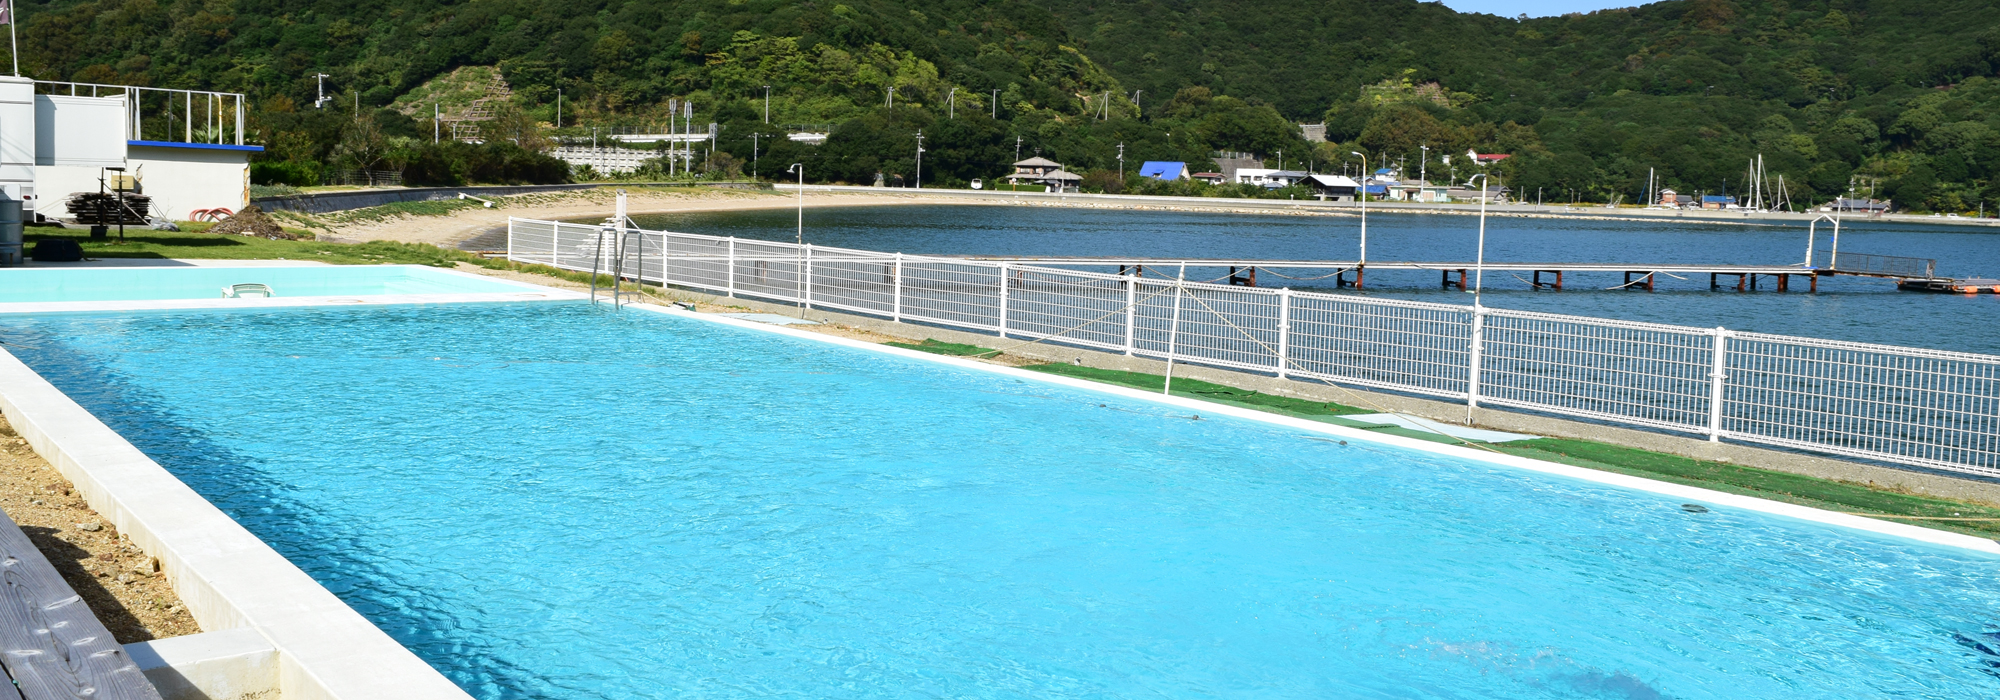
34, 145, 249, 221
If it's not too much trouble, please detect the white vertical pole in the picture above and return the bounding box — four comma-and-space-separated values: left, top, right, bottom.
803, 244, 813, 310
996, 263, 1009, 337
237, 95, 245, 145
1123, 274, 1138, 356
1465, 305, 1486, 423
892, 253, 904, 322
1275, 288, 1292, 379
185, 91, 191, 142
1707, 327, 1731, 442
1161, 265, 1187, 395
726, 238, 737, 297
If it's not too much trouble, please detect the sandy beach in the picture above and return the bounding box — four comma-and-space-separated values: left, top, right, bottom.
318, 188, 999, 248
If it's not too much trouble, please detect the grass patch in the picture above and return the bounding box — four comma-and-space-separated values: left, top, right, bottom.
1021, 362, 1371, 417
884, 339, 1000, 356
25, 227, 481, 266
1492, 438, 2000, 538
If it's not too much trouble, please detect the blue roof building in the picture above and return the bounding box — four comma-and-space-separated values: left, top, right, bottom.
1138, 161, 1190, 181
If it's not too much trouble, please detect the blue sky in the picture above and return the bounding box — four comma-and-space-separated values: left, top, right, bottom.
1438, 0, 1644, 18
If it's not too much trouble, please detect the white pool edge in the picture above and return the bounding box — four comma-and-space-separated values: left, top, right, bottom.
637, 303, 2000, 557
0, 264, 585, 314
0, 349, 475, 699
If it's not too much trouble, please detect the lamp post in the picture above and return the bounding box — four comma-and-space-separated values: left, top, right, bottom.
789, 163, 805, 314
1469, 174, 1491, 301
1351, 150, 1369, 267
1420, 144, 1428, 187
914, 130, 924, 189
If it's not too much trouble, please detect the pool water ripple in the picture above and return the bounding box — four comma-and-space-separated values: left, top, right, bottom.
2, 303, 1997, 699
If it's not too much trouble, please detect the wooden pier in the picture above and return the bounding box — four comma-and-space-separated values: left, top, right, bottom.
965, 255, 1996, 294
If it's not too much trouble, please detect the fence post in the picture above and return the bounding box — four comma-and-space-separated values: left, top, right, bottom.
1275, 288, 1292, 379
893, 253, 904, 322
505, 218, 515, 262
1123, 274, 1138, 356
997, 263, 1010, 337
803, 244, 814, 310
1161, 274, 1187, 394
726, 238, 736, 298
1465, 305, 1486, 418
1707, 327, 1732, 442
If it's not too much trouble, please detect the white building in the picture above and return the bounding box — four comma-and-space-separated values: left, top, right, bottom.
553, 145, 656, 175
1232, 168, 1307, 188
0, 76, 259, 222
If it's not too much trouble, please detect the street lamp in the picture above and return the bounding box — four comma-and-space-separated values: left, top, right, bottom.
914, 130, 925, 189
1351, 150, 1369, 267
1468, 174, 1491, 301
1420, 144, 1429, 187
788, 163, 806, 314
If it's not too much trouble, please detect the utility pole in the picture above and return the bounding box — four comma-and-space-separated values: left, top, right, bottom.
887, 86, 895, 108
948, 87, 956, 118
1420, 145, 1428, 185
353, 91, 358, 120
1133, 89, 1141, 113
1277, 149, 1284, 172
914, 130, 924, 189
314, 73, 329, 109
433, 102, 439, 143
752, 132, 760, 180
555, 89, 562, 128
992, 89, 999, 118
1117, 143, 1125, 180
1015, 135, 1023, 163
763, 85, 771, 123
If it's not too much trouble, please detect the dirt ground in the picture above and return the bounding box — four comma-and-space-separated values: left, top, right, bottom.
323, 188, 997, 248
0, 415, 200, 643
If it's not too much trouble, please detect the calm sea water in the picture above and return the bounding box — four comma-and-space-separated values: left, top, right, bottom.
6, 303, 1999, 699
630, 206, 2000, 355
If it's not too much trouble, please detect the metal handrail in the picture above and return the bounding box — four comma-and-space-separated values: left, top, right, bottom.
1816, 250, 1936, 278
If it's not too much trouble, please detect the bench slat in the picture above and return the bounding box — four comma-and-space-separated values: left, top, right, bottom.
0, 510, 161, 700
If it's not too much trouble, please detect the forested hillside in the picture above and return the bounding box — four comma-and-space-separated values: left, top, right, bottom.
16, 0, 2000, 211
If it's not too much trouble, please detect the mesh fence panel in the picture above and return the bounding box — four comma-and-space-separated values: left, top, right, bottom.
1286, 293, 1471, 398
1724, 334, 2000, 476
1479, 310, 1715, 433
1000, 268, 1132, 351
900, 259, 1003, 330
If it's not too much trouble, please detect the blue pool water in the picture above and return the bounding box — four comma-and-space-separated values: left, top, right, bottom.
0, 265, 534, 302
4, 303, 1998, 699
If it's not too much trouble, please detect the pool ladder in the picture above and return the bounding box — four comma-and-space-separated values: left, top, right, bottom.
221, 283, 275, 298
588, 216, 643, 309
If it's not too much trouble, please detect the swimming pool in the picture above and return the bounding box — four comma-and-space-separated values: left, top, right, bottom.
0, 265, 538, 302
4, 302, 1997, 699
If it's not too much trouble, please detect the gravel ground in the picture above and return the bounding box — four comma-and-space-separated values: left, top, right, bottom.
0, 414, 200, 643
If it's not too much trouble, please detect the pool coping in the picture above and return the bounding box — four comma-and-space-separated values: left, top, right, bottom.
632, 303, 2000, 557
0, 265, 588, 314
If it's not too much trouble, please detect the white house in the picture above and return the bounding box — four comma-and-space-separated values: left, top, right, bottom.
0, 76, 260, 223
1233, 169, 1307, 187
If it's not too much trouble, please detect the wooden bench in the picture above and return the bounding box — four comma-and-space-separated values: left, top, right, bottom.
0, 509, 161, 700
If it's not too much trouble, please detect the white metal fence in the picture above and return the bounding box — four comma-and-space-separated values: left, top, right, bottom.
508, 218, 2000, 479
